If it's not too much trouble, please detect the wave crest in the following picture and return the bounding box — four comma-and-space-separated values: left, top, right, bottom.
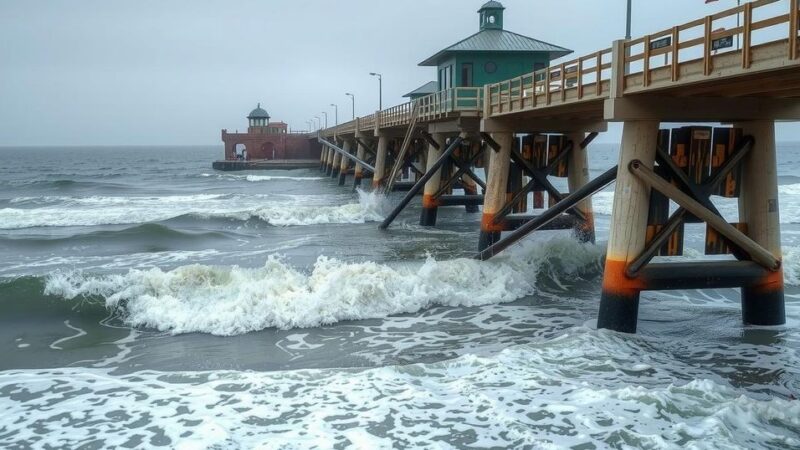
43, 237, 604, 335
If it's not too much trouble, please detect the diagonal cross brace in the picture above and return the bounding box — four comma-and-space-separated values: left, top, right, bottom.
630, 136, 756, 273
629, 159, 780, 271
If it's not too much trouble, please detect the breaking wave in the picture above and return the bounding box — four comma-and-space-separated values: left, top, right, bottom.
42, 237, 605, 335
0, 191, 383, 228
200, 173, 324, 182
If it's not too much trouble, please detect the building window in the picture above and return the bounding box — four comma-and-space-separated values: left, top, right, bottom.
484, 61, 497, 74
440, 65, 454, 89
461, 63, 473, 87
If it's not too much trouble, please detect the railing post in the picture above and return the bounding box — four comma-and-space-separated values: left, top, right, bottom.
790, 0, 799, 59
643, 35, 651, 87
596, 51, 603, 96
671, 26, 680, 81
483, 84, 491, 117
703, 15, 713, 76
610, 40, 627, 98
742, 2, 752, 68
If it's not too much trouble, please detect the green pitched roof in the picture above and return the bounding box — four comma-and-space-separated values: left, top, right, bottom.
403, 81, 438, 98
419, 29, 572, 66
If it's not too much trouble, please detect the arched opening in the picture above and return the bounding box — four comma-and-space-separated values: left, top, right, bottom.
235, 143, 247, 160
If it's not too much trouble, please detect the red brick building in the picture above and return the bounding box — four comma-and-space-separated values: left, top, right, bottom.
221, 104, 320, 160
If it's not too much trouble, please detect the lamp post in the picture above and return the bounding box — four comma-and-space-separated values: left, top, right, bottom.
625, 0, 632, 40
314, 116, 321, 130
345, 93, 355, 120
306, 120, 312, 132
321, 111, 328, 129
369, 72, 382, 110
330, 104, 338, 126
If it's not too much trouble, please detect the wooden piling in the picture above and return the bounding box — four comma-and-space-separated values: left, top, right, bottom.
354, 138, 367, 189
737, 120, 785, 325
462, 174, 480, 213
567, 132, 595, 242
373, 135, 389, 189
597, 120, 660, 333
325, 147, 334, 174
478, 132, 513, 251
420, 133, 446, 226
331, 146, 341, 178
338, 140, 351, 185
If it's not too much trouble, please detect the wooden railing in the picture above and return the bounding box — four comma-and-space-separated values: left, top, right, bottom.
379, 102, 414, 128
485, 48, 613, 116
622, 0, 799, 92
416, 87, 484, 121
485, 0, 798, 116
322, 0, 799, 134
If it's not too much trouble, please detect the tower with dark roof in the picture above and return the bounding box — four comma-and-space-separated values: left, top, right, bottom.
418, 1, 572, 91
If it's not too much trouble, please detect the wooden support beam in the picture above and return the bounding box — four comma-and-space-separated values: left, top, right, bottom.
481, 117, 608, 134
604, 96, 800, 121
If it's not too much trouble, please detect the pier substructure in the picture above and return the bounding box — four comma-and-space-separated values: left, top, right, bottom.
476, 118, 603, 253
338, 140, 352, 186
420, 133, 446, 226
597, 114, 786, 333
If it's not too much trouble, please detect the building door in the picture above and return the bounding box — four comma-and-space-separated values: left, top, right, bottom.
461, 63, 473, 87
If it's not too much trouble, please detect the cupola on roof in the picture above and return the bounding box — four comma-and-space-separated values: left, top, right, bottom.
247, 103, 271, 120
419, 1, 572, 66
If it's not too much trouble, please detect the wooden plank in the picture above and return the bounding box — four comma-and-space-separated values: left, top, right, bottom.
548, 135, 569, 178
706, 222, 748, 255
711, 127, 743, 198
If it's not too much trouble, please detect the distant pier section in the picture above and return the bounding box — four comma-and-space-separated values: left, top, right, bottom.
214, 103, 321, 171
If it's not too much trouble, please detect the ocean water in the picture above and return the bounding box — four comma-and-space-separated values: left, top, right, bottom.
0, 144, 799, 449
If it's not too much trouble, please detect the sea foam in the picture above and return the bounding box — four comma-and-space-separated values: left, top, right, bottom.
43, 237, 604, 335
1, 332, 797, 449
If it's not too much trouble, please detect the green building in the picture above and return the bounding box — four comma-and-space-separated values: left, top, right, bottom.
419, 1, 572, 91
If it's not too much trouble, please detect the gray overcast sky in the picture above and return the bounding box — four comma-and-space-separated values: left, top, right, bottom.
1, 0, 797, 146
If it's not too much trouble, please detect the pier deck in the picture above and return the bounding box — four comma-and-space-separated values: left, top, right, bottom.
212, 159, 320, 171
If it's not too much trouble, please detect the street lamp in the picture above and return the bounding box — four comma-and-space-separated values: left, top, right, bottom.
345, 93, 355, 120
330, 104, 338, 126
321, 111, 328, 129
369, 72, 382, 110
314, 116, 321, 130
625, 0, 632, 40
306, 120, 312, 132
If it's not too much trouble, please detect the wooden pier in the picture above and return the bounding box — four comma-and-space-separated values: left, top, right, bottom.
315, 0, 799, 333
